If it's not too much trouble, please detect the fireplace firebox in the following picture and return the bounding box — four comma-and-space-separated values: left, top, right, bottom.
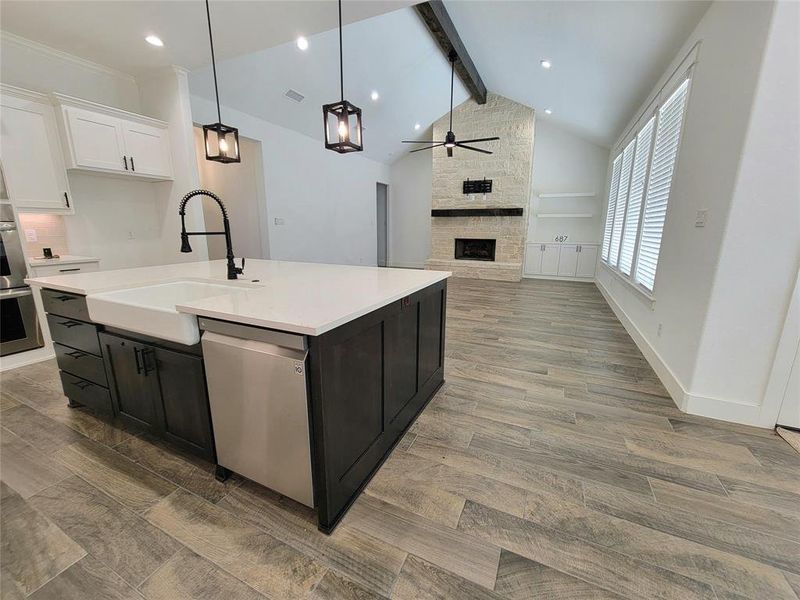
455, 238, 496, 262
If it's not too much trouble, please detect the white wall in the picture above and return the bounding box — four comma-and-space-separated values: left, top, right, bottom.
387, 132, 433, 269
1, 33, 199, 270
529, 120, 610, 244
689, 0, 800, 424
596, 0, 800, 426
190, 95, 390, 267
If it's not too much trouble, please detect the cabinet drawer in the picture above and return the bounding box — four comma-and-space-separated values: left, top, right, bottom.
42, 288, 90, 321
32, 262, 99, 277
55, 343, 107, 386
47, 313, 100, 355
59, 371, 113, 414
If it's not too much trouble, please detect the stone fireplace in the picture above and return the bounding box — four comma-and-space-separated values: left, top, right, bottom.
425, 93, 535, 282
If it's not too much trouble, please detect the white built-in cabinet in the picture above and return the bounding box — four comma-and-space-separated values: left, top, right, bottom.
0, 85, 74, 214
524, 243, 599, 279
55, 94, 173, 181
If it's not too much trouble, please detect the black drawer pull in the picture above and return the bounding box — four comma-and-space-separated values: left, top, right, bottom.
55, 295, 77, 302
59, 268, 81, 273
58, 320, 83, 329
65, 350, 85, 359
134, 347, 142, 375
72, 380, 93, 390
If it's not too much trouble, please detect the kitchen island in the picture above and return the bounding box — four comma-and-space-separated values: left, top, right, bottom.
28, 259, 449, 532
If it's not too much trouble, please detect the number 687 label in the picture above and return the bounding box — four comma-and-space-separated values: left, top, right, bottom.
554, 235, 569, 242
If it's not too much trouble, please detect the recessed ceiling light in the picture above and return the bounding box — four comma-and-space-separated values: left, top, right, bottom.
296, 36, 309, 51
540, 59, 552, 69
370, 90, 380, 101
414, 123, 421, 130
544, 109, 553, 115
145, 35, 164, 47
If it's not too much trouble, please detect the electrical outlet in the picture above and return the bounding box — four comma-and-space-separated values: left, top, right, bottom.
24, 229, 37, 242
274, 218, 285, 226
695, 210, 708, 227
657, 323, 663, 337
127, 231, 135, 240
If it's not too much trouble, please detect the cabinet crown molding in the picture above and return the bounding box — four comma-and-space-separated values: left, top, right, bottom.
51, 92, 168, 129
0, 83, 50, 103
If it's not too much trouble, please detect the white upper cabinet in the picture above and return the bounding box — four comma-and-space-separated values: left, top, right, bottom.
120, 121, 172, 178
56, 94, 173, 181
65, 107, 127, 172
0, 86, 74, 214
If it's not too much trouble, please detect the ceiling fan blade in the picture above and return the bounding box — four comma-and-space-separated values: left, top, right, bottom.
457, 136, 500, 144
447, 147, 453, 158
402, 140, 444, 144
409, 143, 445, 153
457, 144, 493, 155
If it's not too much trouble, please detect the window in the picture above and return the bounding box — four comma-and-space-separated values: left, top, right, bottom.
602, 77, 691, 294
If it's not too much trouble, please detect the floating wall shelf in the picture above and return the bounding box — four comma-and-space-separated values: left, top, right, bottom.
538, 192, 596, 198
431, 208, 524, 217
535, 213, 594, 218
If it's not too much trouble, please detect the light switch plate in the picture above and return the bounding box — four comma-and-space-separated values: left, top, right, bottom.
695, 210, 708, 227
274, 218, 285, 226
24, 228, 37, 242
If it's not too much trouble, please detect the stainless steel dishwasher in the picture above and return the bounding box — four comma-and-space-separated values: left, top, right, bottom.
199, 318, 314, 507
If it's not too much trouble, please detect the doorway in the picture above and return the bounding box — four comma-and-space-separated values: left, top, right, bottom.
193, 127, 269, 260
376, 182, 388, 267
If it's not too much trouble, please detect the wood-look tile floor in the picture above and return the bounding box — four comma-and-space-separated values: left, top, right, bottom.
2, 277, 799, 599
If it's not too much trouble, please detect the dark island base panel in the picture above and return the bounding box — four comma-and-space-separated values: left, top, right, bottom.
307, 279, 447, 534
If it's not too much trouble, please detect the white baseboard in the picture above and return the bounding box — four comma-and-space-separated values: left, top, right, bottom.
0, 346, 55, 372
595, 279, 769, 428
523, 274, 595, 283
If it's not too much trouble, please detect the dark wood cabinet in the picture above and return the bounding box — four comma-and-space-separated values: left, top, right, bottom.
308, 279, 447, 533
99, 331, 215, 461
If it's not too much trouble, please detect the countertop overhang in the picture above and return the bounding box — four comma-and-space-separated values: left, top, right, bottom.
26, 259, 451, 336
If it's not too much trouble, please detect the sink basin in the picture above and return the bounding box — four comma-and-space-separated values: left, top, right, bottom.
87, 280, 254, 345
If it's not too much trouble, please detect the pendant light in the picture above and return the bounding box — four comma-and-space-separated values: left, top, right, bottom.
322, 0, 363, 153
202, 0, 240, 163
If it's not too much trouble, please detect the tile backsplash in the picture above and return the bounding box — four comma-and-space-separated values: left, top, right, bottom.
17, 213, 69, 258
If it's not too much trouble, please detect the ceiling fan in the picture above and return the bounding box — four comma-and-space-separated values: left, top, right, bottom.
403, 51, 499, 157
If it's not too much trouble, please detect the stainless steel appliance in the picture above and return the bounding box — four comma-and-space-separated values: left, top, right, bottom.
199, 317, 314, 507
1, 203, 43, 356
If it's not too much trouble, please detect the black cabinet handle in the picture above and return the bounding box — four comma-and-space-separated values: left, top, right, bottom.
64, 192, 70, 208
65, 350, 85, 358
123, 155, 128, 170
72, 380, 93, 390
58, 320, 82, 328
59, 268, 81, 273
130, 157, 135, 172
140, 348, 154, 376
55, 295, 77, 302
133, 347, 142, 375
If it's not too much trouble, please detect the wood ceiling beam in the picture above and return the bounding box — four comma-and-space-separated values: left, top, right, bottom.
414, 0, 487, 105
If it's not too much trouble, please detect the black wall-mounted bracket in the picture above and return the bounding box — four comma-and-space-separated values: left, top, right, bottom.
463, 178, 492, 195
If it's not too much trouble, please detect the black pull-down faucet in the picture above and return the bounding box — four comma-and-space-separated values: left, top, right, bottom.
179, 189, 244, 280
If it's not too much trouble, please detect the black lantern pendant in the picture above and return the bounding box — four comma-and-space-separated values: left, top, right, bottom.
323, 0, 363, 153
202, 0, 240, 163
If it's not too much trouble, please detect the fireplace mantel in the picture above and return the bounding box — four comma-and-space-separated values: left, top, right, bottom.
431, 208, 524, 217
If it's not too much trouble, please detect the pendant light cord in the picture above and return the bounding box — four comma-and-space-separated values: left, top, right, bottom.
338, 0, 344, 102
449, 55, 455, 132
205, 0, 222, 123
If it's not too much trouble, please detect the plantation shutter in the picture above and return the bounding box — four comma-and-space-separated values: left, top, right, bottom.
602, 155, 622, 262
609, 139, 636, 266
635, 79, 690, 291
619, 117, 655, 276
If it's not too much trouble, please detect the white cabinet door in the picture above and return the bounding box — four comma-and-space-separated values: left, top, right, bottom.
524, 244, 543, 275
576, 245, 599, 278
64, 107, 126, 172
121, 120, 172, 178
541, 244, 560, 275
0, 94, 73, 213
557, 245, 579, 276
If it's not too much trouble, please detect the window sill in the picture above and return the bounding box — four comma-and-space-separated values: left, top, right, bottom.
599, 261, 656, 307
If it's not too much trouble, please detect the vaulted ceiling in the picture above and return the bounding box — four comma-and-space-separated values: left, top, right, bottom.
1, 0, 710, 163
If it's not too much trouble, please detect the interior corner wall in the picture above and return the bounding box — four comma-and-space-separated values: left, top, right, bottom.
190, 94, 391, 267
529, 120, 610, 244
595, 0, 778, 422
689, 0, 800, 425
138, 67, 208, 264
387, 128, 433, 269
0, 33, 183, 270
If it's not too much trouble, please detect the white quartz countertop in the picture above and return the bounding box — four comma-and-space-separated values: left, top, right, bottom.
26, 259, 450, 336
29, 255, 100, 267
